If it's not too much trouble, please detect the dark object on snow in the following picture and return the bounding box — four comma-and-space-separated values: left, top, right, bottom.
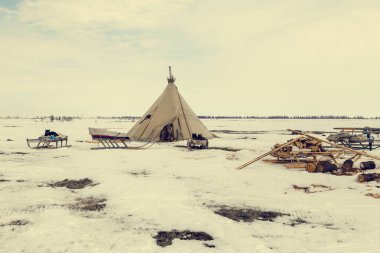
204, 243, 216, 248
316, 161, 338, 173
360, 161, 376, 170
0, 220, 29, 227
192, 133, 206, 140
49, 178, 94, 189
187, 133, 209, 149
8, 220, 29, 226
159, 124, 174, 142
332, 159, 361, 176
342, 159, 354, 170
154, 230, 213, 247
357, 173, 380, 183
69, 197, 106, 211
45, 129, 59, 137
214, 206, 287, 223
292, 184, 334, 194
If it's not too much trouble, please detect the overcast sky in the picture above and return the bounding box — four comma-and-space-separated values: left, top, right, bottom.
0, 0, 379, 116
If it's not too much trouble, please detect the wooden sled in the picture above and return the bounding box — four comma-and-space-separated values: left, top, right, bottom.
92, 138, 129, 149
89, 128, 129, 149
327, 127, 380, 150
27, 136, 69, 149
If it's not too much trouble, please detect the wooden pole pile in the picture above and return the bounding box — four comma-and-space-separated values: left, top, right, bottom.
235, 129, 380, 170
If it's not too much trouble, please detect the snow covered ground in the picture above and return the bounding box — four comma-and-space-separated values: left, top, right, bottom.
1, 118, 380, 253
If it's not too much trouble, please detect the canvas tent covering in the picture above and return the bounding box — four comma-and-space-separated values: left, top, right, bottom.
127, 67, 216, 142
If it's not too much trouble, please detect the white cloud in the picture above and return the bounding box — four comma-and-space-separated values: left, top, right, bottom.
0, 6, 14, 15
16, 0, 195, 32
1, 0, 380, 116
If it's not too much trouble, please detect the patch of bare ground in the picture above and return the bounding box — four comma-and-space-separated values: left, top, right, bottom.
0, 219, 29, 227
69, 197, 106, 211
237, 136, 257, 140
11, 152, 29, 155
0, 178, 26, 183
214, 205, 289, 222
174, 175, 198, 180
210, 147, 241, 152
288, 218, 309, 226
310, 131, 336, 135
174, 145, 241, 152
225, 153, 239, 160
211, 130, 267, 134
53, 155, 69, 159
48, 178, 96, 189
0, 152, 29, 156
292, 184, 334, 194
365, 193, 380, 199
153, 230, 214, 247
211, 205, 339, 230
288, 130, 335, 135
128, 170, 150, 177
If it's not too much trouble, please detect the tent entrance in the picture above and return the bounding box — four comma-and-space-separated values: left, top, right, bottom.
159, 123, 177, 142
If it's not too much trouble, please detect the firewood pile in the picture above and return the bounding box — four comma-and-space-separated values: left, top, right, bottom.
271, 137, 326, 160
236, 130, 380, 174
306, 159, 377, 176
267, 135, 358, 166
357, 172, 380, 183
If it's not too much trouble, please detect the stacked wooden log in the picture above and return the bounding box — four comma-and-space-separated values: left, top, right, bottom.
357, 173, 380, 183
271, 136, 326, 161
331, 159, 359, 175
272, 144, 293, 159
360, 161, 376, 170
342, 159, 354, 170
305, 162, 317, 173
307, 159, 377, 176
316, 161, 338, 173
293, 138, 324, 152
306, 161, 338, 173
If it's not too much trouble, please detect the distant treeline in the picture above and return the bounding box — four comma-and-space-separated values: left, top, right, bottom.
2, 115, 380, 120
197, 115, 380, 119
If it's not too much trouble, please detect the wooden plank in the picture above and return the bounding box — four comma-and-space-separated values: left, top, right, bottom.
284, 163, 307, 169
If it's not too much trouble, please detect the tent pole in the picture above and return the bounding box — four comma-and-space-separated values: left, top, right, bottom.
176, 87, 192, 139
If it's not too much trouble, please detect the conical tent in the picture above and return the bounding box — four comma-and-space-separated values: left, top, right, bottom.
127, 67, 216, 142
